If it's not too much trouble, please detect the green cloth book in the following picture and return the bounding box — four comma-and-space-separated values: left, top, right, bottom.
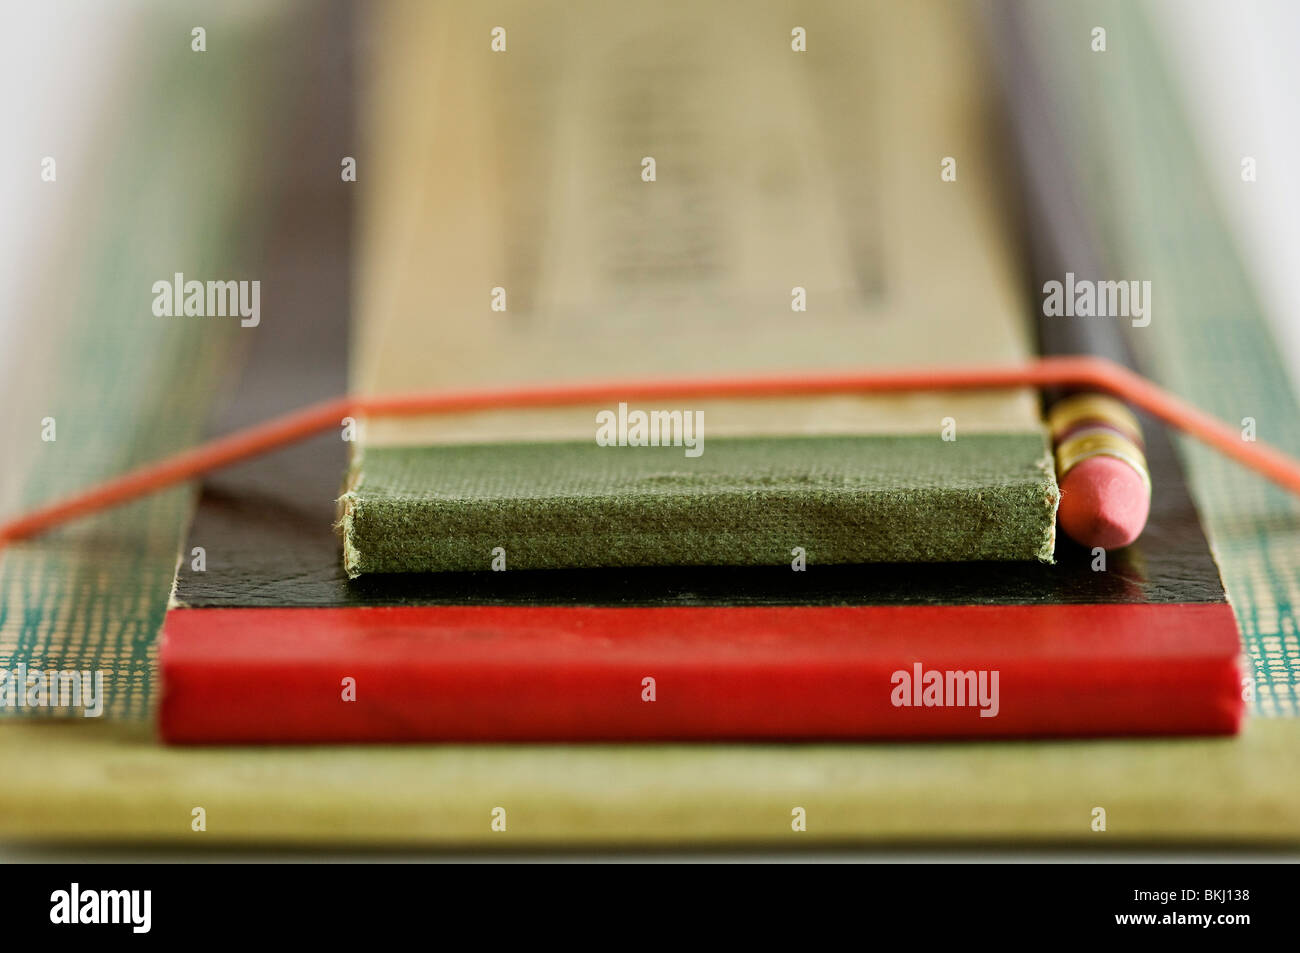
342, 436, 1058, 574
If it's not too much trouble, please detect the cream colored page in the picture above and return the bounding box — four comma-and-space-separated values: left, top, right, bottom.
356, 0, 1040, 446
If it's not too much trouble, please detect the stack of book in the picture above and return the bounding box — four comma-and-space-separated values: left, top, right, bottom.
159, 0, 1242, 747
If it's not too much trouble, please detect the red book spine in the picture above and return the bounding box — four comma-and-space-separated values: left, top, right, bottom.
158, 603, 1244, 743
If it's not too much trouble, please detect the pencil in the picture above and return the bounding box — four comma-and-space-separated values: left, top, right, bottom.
985, 0, 1151, 549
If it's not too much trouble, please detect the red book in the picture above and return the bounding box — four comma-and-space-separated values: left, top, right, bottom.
159, 602, 1243, 743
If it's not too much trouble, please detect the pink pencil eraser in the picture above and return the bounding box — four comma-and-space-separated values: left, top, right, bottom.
1057, 455, 1151, 550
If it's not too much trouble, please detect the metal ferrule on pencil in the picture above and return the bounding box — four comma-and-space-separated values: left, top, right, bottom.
1047, 393, 1150, 490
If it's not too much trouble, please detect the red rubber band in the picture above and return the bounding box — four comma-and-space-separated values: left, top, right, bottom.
1, 356, 1295, 544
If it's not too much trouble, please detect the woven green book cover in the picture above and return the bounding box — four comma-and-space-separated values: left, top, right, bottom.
341, 436, 1058, 574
